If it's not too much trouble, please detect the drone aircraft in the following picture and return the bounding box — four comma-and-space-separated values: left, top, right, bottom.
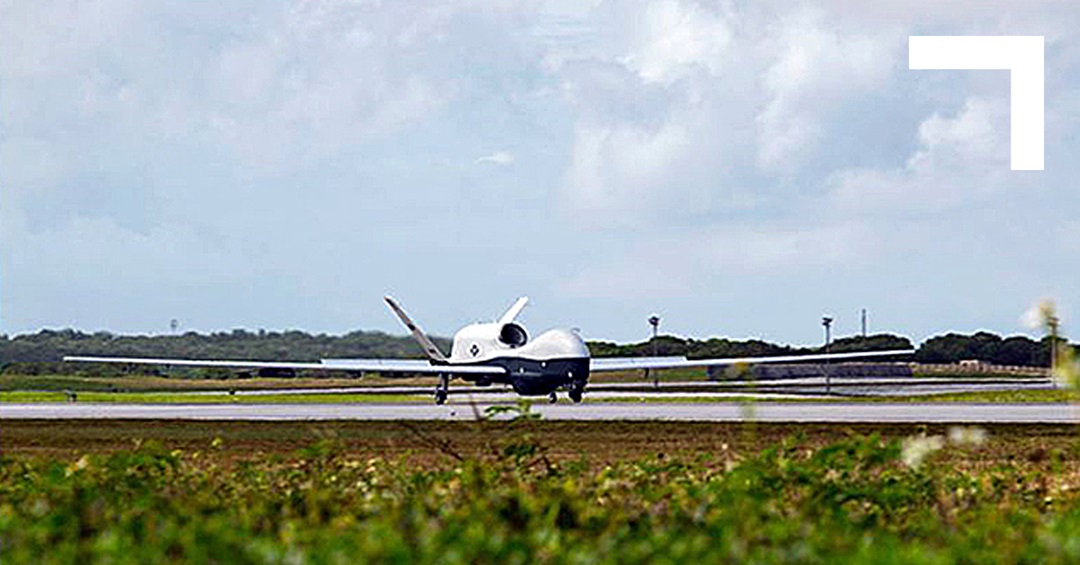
66, 296, 914, 404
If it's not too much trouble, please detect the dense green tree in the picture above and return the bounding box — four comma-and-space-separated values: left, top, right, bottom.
0, 329, 450, 376
827, 334, 914, 353
913, 332, 1069, 366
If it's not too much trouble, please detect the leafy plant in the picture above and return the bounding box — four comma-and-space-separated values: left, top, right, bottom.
4, 433, 1080, 563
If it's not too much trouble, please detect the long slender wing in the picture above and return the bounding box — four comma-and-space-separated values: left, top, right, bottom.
319, 359, 504, 375
588, 357, 689, 371
63, 356, 506, 375
590, 349, 914, 372
63, 356, 326, 370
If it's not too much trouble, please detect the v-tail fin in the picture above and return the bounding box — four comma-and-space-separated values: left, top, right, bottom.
498, 296, 529, 325
383, 296, 449, 363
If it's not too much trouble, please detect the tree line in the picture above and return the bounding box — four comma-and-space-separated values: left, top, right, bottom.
593, 331, 1070, 368
0, 328, 1072, 375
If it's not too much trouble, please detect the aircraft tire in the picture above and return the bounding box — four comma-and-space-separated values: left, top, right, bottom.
434, 389, 448, 405
548, 392, 558, 404
569, 389, 583, 404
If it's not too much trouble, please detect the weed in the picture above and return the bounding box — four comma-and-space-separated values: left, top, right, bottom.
4, 433, 1080, 563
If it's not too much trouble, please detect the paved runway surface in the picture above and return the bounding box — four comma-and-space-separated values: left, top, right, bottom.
3, 402, 1076, 423
187, 378, 1054, 395
181, 377, 1055, 399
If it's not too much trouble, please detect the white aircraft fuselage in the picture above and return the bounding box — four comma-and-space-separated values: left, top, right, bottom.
445, 322, 591, 396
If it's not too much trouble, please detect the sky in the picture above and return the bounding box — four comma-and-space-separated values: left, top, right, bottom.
2, 0, 1079, 347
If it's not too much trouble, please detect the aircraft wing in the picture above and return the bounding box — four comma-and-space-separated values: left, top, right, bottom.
319, 359, 505, 375
63, 356, 507, 375
589, 357, 690, 371
589, 349, 914, 372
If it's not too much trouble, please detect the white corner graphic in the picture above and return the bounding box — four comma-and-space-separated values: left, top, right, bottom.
909, 36, 1044, 171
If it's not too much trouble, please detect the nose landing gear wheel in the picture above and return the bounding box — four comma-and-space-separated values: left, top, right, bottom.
434, 389, 447, 405
548, 392, 558, 404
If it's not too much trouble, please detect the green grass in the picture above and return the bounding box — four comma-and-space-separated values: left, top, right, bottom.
0, 373, 378, 392
593, 389, 1074, 404
0, 390, 427, 404
888, 388, 1076, 403
0, 389, 793, 405
4, 427, 1080, 563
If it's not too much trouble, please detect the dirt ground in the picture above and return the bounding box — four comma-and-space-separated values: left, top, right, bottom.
3, 420, 1078, 471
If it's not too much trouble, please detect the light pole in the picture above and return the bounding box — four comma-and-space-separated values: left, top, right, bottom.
648, 315, 661, 389
648, 316, 660, 355
1049, 311, 1060, 374
822, 316, 833, 394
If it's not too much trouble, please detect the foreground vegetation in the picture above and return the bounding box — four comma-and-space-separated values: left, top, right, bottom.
3, 421, 1080, 562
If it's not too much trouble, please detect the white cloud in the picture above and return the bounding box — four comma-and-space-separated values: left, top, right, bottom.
199, 3, 458, 165
554, 2, 908, 225
908, 98, 1000, 171
562, 119, 690, 221
756, 8, 897, 172
621, 0, 733, 85
551, 2, 751, 224
475, 151, 516, 165
558, 221, 874, 299
828, 97, 1009, 215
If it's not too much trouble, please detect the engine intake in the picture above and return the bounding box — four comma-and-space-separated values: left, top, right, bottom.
499, 323, 528, 347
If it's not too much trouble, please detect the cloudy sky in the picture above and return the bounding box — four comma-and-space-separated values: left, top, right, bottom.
2, 0, 1078, 346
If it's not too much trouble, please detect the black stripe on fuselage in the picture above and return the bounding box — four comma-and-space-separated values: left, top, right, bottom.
447, 356, 590, 396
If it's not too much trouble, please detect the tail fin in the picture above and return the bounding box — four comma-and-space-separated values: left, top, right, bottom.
498, 296, 529, 325
383, 296, 449, 363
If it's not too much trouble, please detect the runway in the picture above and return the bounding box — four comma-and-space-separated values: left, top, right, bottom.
173, 376, 1057, 399
3, 401, 1076, 423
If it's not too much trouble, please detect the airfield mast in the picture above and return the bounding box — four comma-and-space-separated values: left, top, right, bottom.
648, 315, 661, 389
822, 316, 834, 394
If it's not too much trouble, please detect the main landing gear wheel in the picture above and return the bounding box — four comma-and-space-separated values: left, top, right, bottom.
434, 373, 450, 405
569, 389, 583, 404
548, 392, 558, 404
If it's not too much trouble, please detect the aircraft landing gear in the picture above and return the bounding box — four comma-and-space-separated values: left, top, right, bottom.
434, 373, 450, 405
548, 392, 558, 404
569, 388, 583, 404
